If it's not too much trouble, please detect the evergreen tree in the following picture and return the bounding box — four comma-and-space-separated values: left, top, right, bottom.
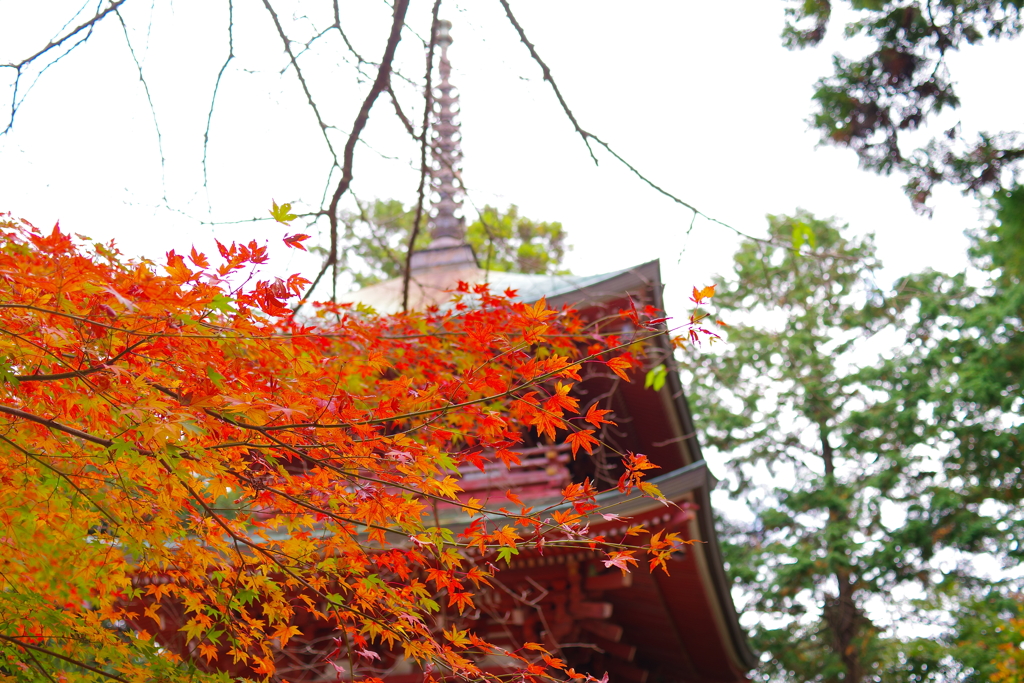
684, 209, 1022, 682
784, 0, 1024, 213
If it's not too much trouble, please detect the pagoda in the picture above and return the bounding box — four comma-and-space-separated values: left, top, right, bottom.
127, 19, 755, 683
336, 19, 756, 683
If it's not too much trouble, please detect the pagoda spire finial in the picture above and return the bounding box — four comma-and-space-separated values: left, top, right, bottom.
428, 18, 464, 247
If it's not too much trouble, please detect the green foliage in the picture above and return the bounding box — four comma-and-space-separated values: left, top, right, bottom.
686, 208, 1023, 683
644, 364, 668, 391
783, 0, 1024, 212
336, 200, 569, 287
468, 205, 568, 275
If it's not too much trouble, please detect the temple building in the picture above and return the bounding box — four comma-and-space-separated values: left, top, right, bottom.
128, 20, 755, 683
337, 19, 756, 683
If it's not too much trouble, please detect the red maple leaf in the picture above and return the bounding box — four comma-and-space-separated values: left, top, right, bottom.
282, 233, 311, 250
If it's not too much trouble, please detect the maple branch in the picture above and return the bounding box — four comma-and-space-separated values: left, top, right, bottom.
140, 381, 482, 533
498, 0, 791, 250
174, 476, 432, 653
203, 0, 235, 193
402, 0, 442, 312
1, 0, 129, 135
0, 434, 124, 529
139, 382, 589, 537
260, 0, 339, 164
257, 328, 669, 431
230, 471, 402, 537
0, 634, 129, 683
15, 339, 146, 382
319, 0, 410, 304
0, 303, 603, 342
0, 403, 137, 452
22, 649, 58, 683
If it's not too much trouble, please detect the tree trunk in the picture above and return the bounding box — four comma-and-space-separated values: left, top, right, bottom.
820, 426, 862, 683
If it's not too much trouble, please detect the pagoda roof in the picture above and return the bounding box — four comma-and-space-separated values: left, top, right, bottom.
339, 256, 664, 315
341, 256, 756, 679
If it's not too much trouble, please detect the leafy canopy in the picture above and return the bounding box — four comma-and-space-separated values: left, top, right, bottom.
337, 200, 568, 288
0, 214, 686, 683
784, 0, 1023, 212
685, 209, 1023, 683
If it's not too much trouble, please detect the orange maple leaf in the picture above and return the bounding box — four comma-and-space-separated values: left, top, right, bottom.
566, 429, 599, 457
690, 283, 716, 304
605, 356, 632, 381
584, 402, 615, 428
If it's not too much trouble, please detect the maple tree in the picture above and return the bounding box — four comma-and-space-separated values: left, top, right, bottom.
0, 214, 701, 682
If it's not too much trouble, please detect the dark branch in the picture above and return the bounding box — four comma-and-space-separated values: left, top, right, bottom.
2, 0, 130, 135
402, 1, 442, 312
203, 0, 235, 193
0, 634, 129, 683
320, 0, 411, 303
498, 0, 596, 163
388, 82, 417, 139
0, 403, 134, 452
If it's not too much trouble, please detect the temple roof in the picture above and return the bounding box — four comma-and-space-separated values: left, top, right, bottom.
331, 16, 755, 681
340, 260, 661, 314
340, 253, 757, 679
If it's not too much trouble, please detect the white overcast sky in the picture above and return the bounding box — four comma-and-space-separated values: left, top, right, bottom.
2, 0, 1022, 318
4, 2, 1022, 614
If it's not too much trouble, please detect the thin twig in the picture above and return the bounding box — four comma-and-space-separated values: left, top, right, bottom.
261, 0, 339, 163
114, 6, 167, 202
498, 0, 789, 250
2, 0, 129, 135
388, 82, 417, 139
203, 0, 235, 196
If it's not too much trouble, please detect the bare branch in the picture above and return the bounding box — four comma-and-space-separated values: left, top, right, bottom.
325, 4, 420, 90
321, 0, 411, 303
497, 0, 596, 163
203, 0, 235, 194
114, 6, 166, 201
333, 1, 370, 66
402, 1, 442, 312
498, 0, 782, 249
2, 0, 130, 135
261, 0, 339, 164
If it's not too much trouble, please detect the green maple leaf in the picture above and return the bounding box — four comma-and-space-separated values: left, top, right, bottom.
644, 364, 667, 391
497, 546, 519, 564
0, 358, 20, 388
